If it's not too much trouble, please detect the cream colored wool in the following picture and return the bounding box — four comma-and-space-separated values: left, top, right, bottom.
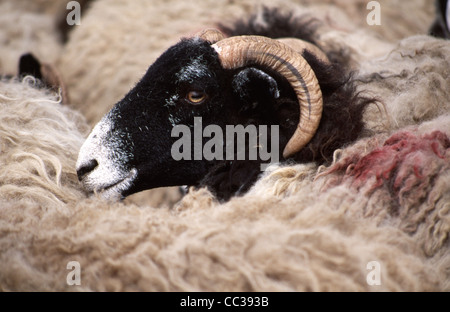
0, 1, 63, 75
0, 77, 448, 290
358, 35, 450, 134
0, 78, 89, 207
0, 0, 449, 291
0, 83, 448, 291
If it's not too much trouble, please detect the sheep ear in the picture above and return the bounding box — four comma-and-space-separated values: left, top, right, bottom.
232, 67, 280, 106
19, 53, 69, 104
19, 53, 43, 79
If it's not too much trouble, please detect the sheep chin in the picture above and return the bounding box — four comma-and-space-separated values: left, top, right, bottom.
96, 168, 138, 201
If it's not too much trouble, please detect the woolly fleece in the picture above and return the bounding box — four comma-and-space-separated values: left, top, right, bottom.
0, 78, 448, 290
0, 0, 448, 291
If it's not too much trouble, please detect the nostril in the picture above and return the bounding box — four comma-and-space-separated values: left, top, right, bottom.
77, 159, 98, 181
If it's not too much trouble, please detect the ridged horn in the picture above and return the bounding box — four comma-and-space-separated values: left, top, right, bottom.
277, 38, 330, 64
194, 28, 225, 44
211, 35, 323, 158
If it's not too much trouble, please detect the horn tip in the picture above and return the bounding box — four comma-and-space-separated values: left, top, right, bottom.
282, 145, 295, 159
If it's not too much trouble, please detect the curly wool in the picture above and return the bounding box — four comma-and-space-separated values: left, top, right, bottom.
357, 35, 450, 134
0, 77, 89, 207
0, 0, 449, 292
245, 115, 450, 290
0, 78, 448, 291
323, 118, 450, 258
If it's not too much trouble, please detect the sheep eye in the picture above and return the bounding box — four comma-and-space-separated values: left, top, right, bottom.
186, 90, 207, 105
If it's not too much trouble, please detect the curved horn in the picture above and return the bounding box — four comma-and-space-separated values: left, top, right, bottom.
211, 35, 323, 158
194, 28, 225, 44
277, 38, 330, 64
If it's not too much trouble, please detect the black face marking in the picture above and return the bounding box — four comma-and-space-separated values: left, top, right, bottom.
77, 38, 233, 197
232, 67, 280, 100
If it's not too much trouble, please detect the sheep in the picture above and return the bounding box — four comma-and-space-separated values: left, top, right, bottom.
60, 0, 438, 205
0, 76, 448, 291
75, 9, 375, 202
1, 0, 449, 292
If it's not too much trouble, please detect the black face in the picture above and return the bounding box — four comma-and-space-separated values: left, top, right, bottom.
110, 39, 232, 195
76, 36, 373, 201
76, 38, 291, 200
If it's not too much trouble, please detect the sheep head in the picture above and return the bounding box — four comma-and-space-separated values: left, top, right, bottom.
76, 29, 364, 201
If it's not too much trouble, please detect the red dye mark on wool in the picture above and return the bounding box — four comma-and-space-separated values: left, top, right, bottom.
327, 130, 449, 195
